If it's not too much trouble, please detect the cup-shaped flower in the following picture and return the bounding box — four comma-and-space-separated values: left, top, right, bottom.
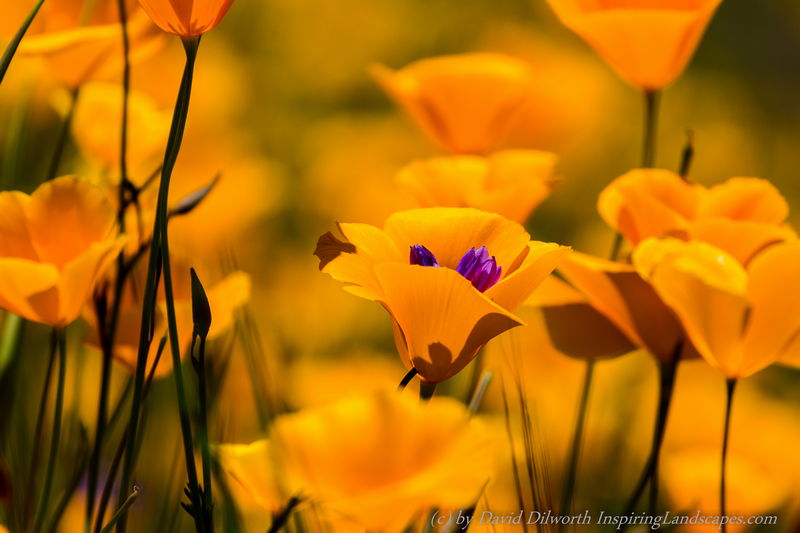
315, 208, 567, 383
556, 251, 697, 362
598, 169, 795, 264
633, 238, 800, 378
217, 392, 494, 531
397, 150, 559, 223
20, 0, 163, 88
545, 0, 724, 89
0, 176, 126, 327
371, 54, 533, 154
138, 0, 235, 36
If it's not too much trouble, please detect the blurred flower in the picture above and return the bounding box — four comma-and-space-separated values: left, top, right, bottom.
599, 169, 795, 264
85, 261, 250, 377
397, 150, 558, 223
72, 82, 170, 176
545, 0, 725, 89
0, 176, 125, 327
315, 208, 566, 383
634, 238, 800, 377
19, 0, 164, 88
138, 0, 235, 36
371, 54, 533, 154
218, 393, 494, 531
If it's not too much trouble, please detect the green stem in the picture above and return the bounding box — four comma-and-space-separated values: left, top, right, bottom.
559, 358, 595, 521
720, 379, 737, 533
196, 333, 213, 529
0, 0, 46, 84
641, 90, 660, 168
116, 35, 202, 533
396, 368, 418, 392
46, 88, 79, 182
100, 487, 139, 533
0, 314, 23, 381
419, 381, 437, 401
21, 328, 56, 532
33, 328, 67, 533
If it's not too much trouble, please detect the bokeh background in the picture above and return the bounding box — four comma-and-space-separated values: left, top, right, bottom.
1, 0, 800, 531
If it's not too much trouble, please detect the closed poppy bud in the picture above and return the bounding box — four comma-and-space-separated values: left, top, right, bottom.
0, 176, 126, 327
314, 207, 567, 383
545, 0, 725, 89
138, 0, 235, 36
371, 54, 533, 154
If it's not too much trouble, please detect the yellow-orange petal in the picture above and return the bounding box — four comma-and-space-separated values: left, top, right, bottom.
370, 54, 532, 154
598, 168, 699, 245
138, 0, 235, 36
546, 0, 724, 89
382, 207, 530, 273
484, 242, 568, 312
0, 191, 37, 259
27, 176, 116, 268
688, 219, 796, 266
634, 238, 749, 377
741, 242, 800, 376
699, 177, 789, 224
559, 251, 684, 361
215, 440, 283, 512
374, 263, 523, 383
0, 259, 59, 325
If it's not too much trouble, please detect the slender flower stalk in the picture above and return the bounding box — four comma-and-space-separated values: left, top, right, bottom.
0, 0, 46, 84
33, 329, 67, 533
559, 359, 594, 520
116, 36, 204, 533
47, 89, 80, 181
86, 0, 133, 528
720, 379, 737, 533
641, 91, 660, 168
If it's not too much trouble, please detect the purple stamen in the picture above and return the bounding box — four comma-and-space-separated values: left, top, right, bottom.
410, 245, 440, 267
456, 246, 502, 292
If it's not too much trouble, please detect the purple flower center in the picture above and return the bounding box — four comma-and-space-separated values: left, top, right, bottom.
409, 245, 502, 292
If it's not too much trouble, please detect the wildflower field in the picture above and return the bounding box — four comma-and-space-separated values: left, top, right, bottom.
0, 1, 799, 532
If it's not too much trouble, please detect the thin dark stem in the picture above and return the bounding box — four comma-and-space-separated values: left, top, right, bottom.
21, 330, 57, 531
196, 334, 213, 529
267, 497, 302, 533
46, 88, 79, 181
419, 381, 437, 401
678, 130, 695, 180
720, 379, 737, 533
0, 0, 46, 84
560, 359, 595, 522
33, 328, 67, 533
622, 351, 680, 518
641, 90, 660, 168
396, 368, 418, 391
116, 35, 202, 533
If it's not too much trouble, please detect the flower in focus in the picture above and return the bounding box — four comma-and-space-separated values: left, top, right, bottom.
545, 0, 725, 89
19, 0, 164, 88
371, 53, 533, 154
85, 260, 251, 377
397, 150, 559, 223
633, 238, 800, 377
315, 207, 567, 383
0, 176, 125, 327
218, 392, 495, 531
138, 0, 235, 36
598, 169, 795, 264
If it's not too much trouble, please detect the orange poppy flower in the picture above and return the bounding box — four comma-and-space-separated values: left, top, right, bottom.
397, 150, 559, 223
19, 0, 164, 88
138, 0, 235, 36
545, 0, 725, 89
634, 238, 800, 378
217, 393, 494, 531
598, 169, 795, 264
371, 54, 533, 154
0, 176, 126, 327
315, 208, 567, 383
